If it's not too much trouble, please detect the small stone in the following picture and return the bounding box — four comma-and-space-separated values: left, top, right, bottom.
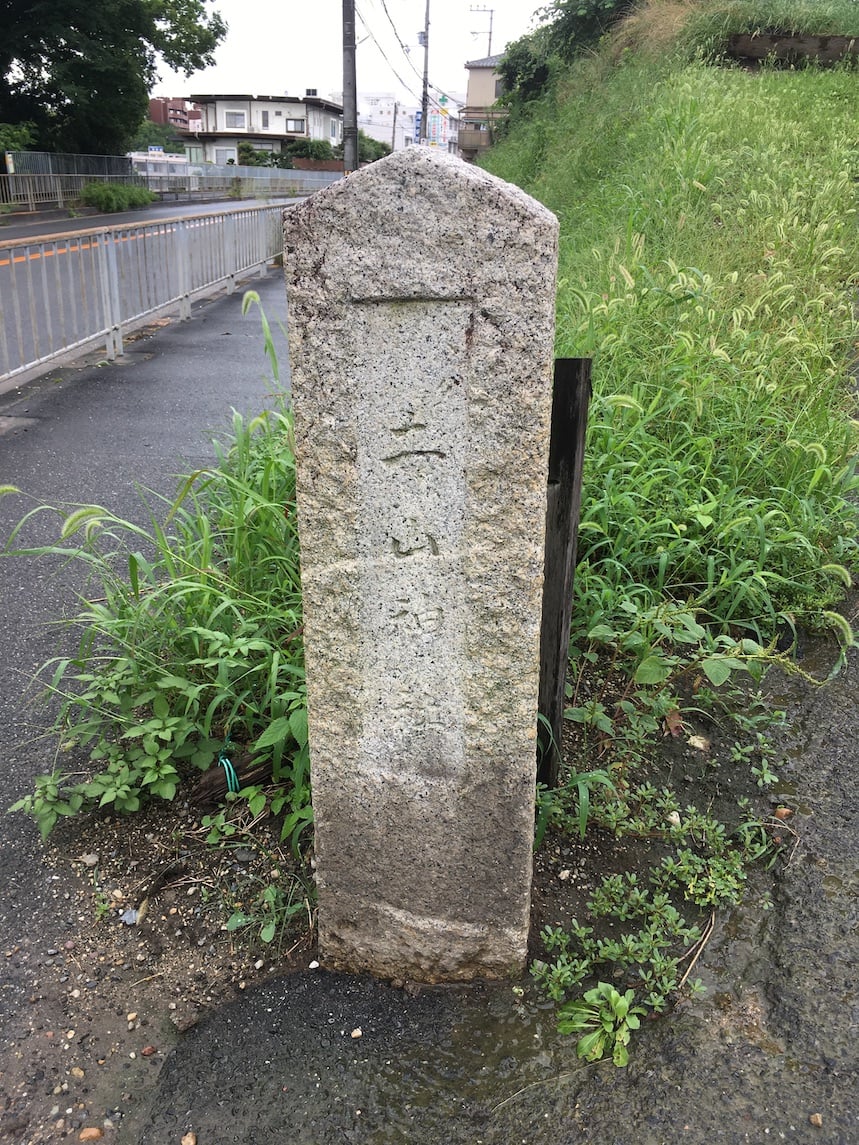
254, 960, 264, 971
687, 734, 710, 751
809, 1113, 823, 1128
141, 1045, 157, 1057
774, 807, 793, 820
66, 1030, 76, 1040
126, 1012, 138, 1022
308, 960, 320, 970
666, 811, 682, 828
79, 1130, 104, 1141
181, 1133, 197, 1145
350, 1027, 362, 1039
70, 1066, 85, 1079
558, 869, 571, 881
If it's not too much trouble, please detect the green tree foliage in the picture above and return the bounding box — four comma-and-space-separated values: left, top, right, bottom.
546, 0, 638, 60
497, 28, 555, 106
0, 120, 35, 153
358, 130, 391, 163
237, 141, 293, 169
333, 130, 391, 164
500, 0, 637, 107
0, 0, 226, 154
129, 119, 187, 154
286, 138, 335, 161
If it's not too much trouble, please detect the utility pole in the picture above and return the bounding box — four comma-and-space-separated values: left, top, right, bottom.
470, 5, 494, 56
391, 100, 398, 152
419, 0, 430, 144
342, 0, 359, 171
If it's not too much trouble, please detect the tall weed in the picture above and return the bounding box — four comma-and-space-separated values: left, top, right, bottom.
5, 396, 309, 840
484, 59, 859, 642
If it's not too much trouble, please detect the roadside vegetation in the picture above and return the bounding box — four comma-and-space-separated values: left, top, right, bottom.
4, 0, 859, 1064
485, 0, 859, 1061
78, 181, 157, 212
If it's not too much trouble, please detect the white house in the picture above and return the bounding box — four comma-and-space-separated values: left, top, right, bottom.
181, 92, 344, 165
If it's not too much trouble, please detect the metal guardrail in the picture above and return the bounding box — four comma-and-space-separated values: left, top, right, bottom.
0, 168, 340, 209
0, 204, 288, 389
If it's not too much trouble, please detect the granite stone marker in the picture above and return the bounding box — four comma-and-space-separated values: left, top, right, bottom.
284, 147, 558, 982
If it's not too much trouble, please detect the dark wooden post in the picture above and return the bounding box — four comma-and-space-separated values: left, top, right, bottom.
537, 358, 592, 788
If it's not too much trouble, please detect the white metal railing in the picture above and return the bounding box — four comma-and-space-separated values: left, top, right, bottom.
0, 204, 288, 388
0, 167, 341, 209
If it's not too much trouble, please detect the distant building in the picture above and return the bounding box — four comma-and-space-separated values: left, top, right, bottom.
459, 55, 506, 162
180, 92, 343, 165
333, 92, 461, 153
148, 97, 201, 132
355, 93, 415, 152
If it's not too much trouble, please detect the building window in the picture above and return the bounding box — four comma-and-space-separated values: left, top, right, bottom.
261, 110, 269, 128
286, 118, 305, 133
330, 119, 337, 139
215, 147, 237, 165
225, 111, 246, 129
275, 109, 282, 117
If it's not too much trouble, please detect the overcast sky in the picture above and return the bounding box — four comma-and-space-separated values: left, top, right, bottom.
155, 0, 542, 107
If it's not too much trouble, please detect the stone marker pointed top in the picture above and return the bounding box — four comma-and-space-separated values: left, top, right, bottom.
284, 147, 559, 983
286, 146, 558, 309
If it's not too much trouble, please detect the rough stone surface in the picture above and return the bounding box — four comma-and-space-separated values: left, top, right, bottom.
284, 147, 558, 982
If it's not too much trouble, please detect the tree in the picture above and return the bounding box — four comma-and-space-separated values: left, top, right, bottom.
236, 141, 293, 169
498, 0, 637, 108
129, 119, 187, 154
286, 138, 336, 161
357, 130, 391, 163
332, 130, 391, 164
0, 0, 226, 154
0, 120, 34, 152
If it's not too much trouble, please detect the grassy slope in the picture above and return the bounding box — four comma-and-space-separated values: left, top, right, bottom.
483, 9, 859, 645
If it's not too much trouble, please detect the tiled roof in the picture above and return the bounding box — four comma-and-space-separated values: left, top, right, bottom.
465, 54, 505, 69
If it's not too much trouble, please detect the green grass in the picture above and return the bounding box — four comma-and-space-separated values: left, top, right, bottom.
484, 55, 859, 643
683, 0, 859, 47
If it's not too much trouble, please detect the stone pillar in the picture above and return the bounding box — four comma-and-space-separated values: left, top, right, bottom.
284, 147, 558, 982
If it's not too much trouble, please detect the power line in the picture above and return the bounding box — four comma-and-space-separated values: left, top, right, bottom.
357, 0, 458, 109
377, 0, 424, 84
354, 3, 425, 105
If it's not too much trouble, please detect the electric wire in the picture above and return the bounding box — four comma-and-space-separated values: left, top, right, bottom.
355, 1, 457, 111
354, 3, 426, 106
375, 0, 460, 104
